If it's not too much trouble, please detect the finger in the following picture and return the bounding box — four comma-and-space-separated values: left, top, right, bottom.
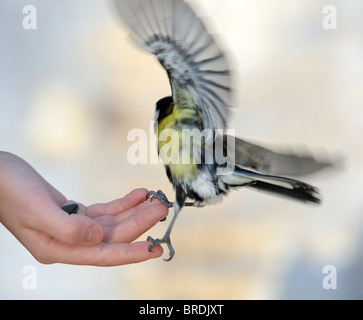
57, 241, 164, 266
86, 188, 149, 218
64, 241, 163, 267
94, 199, 162, 227
25, 230, 163, 266
26, 200, 104, 245
102, 203, 168, 243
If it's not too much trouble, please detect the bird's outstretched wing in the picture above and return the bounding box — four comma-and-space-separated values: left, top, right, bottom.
114, 0, 232, 130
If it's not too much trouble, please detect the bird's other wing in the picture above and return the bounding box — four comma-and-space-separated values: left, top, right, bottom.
224, 135, 335, 177
114, 0, 232, 130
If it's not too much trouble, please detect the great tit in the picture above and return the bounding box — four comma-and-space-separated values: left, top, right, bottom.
114, 0, 332, 260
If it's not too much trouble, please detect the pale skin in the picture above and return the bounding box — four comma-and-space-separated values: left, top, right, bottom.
0, 152, 168, 266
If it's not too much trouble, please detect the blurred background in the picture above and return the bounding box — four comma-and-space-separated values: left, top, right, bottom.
1, 0, 362, 299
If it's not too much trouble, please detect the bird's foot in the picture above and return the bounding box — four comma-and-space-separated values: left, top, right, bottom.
146, 190, 174, 208
147, 235, 175, 261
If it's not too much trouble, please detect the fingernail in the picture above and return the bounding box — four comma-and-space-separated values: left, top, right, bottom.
87, 225, 103, 244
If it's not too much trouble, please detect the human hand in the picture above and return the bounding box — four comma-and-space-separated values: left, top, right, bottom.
0, 152, 168, 266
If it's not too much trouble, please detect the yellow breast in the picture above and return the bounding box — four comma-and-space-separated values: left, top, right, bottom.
157, 88, 202, 183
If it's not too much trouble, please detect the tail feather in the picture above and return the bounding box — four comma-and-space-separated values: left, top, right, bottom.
221, 166, 321, 204
248, 179, 321, 204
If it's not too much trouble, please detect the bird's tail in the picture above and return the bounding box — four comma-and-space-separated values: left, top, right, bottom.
221, 166, 321, 204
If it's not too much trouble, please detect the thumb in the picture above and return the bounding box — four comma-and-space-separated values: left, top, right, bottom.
29, 202, 104, 245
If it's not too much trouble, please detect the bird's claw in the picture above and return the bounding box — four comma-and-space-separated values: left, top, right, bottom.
147, 235, 175, 261
146, 190, 174, 208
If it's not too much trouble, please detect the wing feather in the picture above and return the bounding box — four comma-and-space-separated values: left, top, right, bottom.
225, 135, 335, 176
114, 0, 232, 130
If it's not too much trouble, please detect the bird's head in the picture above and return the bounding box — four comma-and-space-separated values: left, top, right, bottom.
155, 96, 174, 123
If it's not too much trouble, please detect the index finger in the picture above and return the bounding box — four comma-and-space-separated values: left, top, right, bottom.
44, 241, 163, 266
86, 188, 149, 218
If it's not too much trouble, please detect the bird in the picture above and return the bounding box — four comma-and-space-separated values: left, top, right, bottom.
113, 0, 333, 261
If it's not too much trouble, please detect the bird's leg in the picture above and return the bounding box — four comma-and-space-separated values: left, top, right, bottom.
147, 203, 181, 261
146, 188, 201, 260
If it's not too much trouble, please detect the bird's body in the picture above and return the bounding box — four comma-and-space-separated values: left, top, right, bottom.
156, 91, 222, 208
114, 0, 332, 260
155, 92, 321, 210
